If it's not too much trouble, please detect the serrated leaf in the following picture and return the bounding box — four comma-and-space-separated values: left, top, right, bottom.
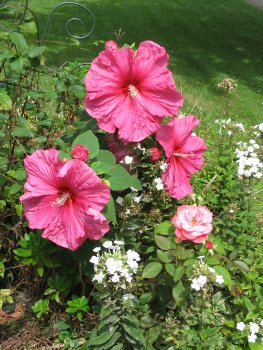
154, 221, 174, 236
142, 262, 162, 279
154, 235, 171, 250
157, 250, 171, 263
72, 130, 99, 159
28, 46, 47, 58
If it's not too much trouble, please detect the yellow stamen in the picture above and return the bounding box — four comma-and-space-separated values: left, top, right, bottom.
128, 85, 140, 99
51, 192, 71, 207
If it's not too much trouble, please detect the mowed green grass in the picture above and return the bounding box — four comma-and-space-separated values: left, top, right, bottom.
3, 0, 263, 123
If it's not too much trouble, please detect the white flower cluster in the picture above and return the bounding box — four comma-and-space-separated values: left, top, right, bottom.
190, 261, 224, 291
253, 123, 263, 137
90, 241, 140, 288
235, 140, 262, 179
154, 177, 164, 190
215, 118, 245, 134
236, 319, 263, 343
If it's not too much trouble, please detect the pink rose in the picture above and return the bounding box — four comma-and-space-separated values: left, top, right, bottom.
72, 144, 89, 162
172, 205, 213, 243
149, 147, 161, 162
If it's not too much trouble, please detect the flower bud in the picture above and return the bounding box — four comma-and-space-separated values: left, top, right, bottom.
205, 240, 213, 250
149, 147, 161, 162
105, 40, 118, 52
72, 144, 89, 162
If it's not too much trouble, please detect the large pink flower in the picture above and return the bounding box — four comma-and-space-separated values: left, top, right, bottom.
84, 40, 183, 142
172, 205, 213, 243
20, 149, 110, 251
156, 115, 206, 200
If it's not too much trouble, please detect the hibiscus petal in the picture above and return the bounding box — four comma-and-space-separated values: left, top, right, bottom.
84, 208, 109, 240
20, 194, 58, 229
42, 202, 86, 251
156, 116, 200, 157
57, 159, 110, 211
22, 149, 62, 197
162, 158, 193, 200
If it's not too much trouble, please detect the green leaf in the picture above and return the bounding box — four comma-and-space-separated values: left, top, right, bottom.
37, 265, 44, 277
19, 21, 38, 35
154, 235, 171, 250
96, 150, 116, 165
102, 195, 117, 223
122, 316, 146, 347
173, 266, 185, 283
233, 260, 249, 272
165, 263, 176, 277
172, 281, 186, 305
72, 130, 99, 159
106, 165, 142, 191
157, 250, 171, 263
213, 265, 233, 286
9, 32, 27, 51
154, 221, 174, 236
142, 262, 162, 279
0, 91, 12, 110
13, 248, 31, 258
28, 46, 47, 58
9, 183, 22, 195
90, 161, 113, 175
87, 328, 117, 346
11, 127, 34, 138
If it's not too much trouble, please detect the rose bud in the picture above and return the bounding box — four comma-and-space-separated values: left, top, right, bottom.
72, 144, 89, 162
205, 241, 214, 250
149, 147, 161, 162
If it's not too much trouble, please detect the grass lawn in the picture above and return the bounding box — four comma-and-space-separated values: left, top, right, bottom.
2, 0, 263, 123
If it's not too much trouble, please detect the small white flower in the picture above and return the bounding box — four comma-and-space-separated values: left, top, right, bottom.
93, 272, 104, 284
191, 278, 201, 291
127, 250, 140, 262
156, 182, 164, 190
134, 195, 142, 203
130, 187, 138, 192
250, 322, 260, 334
197, 256, 205, 261
260, 319, 263, 327
103, 241, 113, 249
124, 156, 133, 164
236, 322, 246, 331
215, 275, 224, 284
116, 196, 124, 205
198, 275, 207, 286
208, 267, 215, 273
227, 130, 232, 136
93, 247, 101, 253
125, 209, 131, 215
106, 257, 118, 274
248, 333, 257, 343
111, 274, 120, 283
123, 293, 134, 301
229, 209, 234, 213
191, 132, 197, 136
90, 256, 99, 265
114, 240, 125, 245
160, 162, 168, 171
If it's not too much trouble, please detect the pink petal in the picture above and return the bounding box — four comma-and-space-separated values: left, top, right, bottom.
57, 159, 110, 211
162, 158, 193, 200
22, 149, 62, 197
156, 116, 200, 157
20, 194, 58, 229
84, 208, 109, 240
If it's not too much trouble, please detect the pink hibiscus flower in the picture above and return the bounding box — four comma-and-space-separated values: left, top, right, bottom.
172, 205, 213, 243
156, 115, 206, 199
20, 149, 110, 251
84, 40, 183, 142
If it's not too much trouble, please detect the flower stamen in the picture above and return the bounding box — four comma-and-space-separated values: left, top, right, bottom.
128, 85, 140, 99
51, 192, 71, 207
